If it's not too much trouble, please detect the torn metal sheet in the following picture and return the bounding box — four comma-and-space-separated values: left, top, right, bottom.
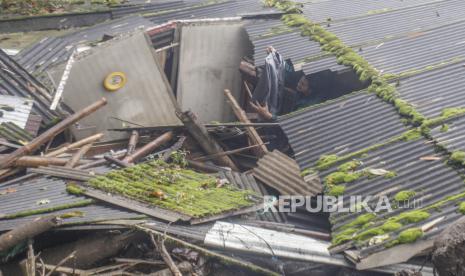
0, 122, 34, 144
61, 31, 182, 141
220, 170, 287, 223
0, 95, 33, 129
253, 150, 322, 196
0, 49, 62, 126
205, 221, 434, 275
28, 166, 102, 182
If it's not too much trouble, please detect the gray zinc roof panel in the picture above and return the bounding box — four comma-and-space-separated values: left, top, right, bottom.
15, 15, 154, 75
430, 115, 465, 153
0, 174, 142, 231
322, 138, 465, 255
301, 0, 444, 23
146, 0, 273, 24
301, 55, 350, 75
252, 31, 321, 64
396, 62, 465, 119
244, 19, 287, 40
359, 20, 465, 75
325, 0, 465, 47
278, 91, 408, 170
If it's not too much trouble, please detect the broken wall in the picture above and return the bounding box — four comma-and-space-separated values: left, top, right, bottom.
176, 22, 253, 123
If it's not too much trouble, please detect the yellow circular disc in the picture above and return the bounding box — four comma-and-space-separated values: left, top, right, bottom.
103, 72, 127, 91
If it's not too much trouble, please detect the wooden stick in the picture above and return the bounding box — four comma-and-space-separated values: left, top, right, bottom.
150, 233, 182, 276
45, 250, 76, 276
123, 131, 173, 164
65, 143, 93, 168
126, 130, 139, 156
26, 239, 36, 276
45, 133, 104, 157
0, 98, 107, 169
104, 155, 130, 168
14, 156, 88, 167
0, 216, 60, 252
177, 110, 238, 170
194, 143, 268, 161
224, 89, 268, 158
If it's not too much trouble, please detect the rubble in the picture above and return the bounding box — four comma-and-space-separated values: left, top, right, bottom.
3, 0, 465, 275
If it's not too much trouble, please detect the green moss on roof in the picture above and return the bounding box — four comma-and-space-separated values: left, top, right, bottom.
2, 200, 93, 219
338, 160, 361, 172
458, 202, 465, 214
398, 228, 423, 244
341, 213, 376, 230
394, 190, 416, 202
86, 160, 259, 218
450, 151, 465, 164
328, 185, 346, 196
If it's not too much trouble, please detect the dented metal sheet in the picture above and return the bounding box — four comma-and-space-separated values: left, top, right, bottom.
0, 95, 33, 129
253, 150, 322, 196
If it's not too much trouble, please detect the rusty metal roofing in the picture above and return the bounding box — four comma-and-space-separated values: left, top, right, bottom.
278, 91, 408, 170
253, 150, 322, 196
0, 49, 61, 126
396, 61, 465, 119
0, 95, 33, 129
322, 138, 465, 260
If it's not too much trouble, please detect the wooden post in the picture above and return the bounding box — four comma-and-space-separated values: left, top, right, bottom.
15, 156, 87, 167
224, 89, 268, 158
123, 131, 173, 164
45, 133, 104, 157
0, 98, 107, 169
65, 143, 93, 168
126, 130, 139, 156
176, 110, 238, 171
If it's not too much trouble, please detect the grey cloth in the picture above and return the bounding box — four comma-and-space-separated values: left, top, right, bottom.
252, 51, 285, 117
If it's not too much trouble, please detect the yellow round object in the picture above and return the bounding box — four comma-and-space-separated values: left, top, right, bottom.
103, 72, 127, 91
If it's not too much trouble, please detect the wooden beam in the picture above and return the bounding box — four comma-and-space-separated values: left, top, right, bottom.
176, 110, 238, 170
224, 89, 268, 158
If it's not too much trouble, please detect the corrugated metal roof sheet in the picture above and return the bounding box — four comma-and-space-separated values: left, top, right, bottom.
253, 150, 322, 195
301, 0, 445, 23
278, 91, 408, 170
0, 172, 143, 231
251, 30, 322, 64
396, 61, 465, 119
146, 0, 273, 24
360, 19, 465, 75
301, 55, 350, 75
111, 0, 197, 18
0, 122, 34, 143
322, 138, 465, 257
0, 49, 61, 126
219, 170, 286, 223
0, 95, 33, 129
14, 15, 154, 76
430, 115, 465, 153
325, 0, 465, 47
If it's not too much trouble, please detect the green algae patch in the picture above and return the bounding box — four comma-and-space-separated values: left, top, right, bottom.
390, 210, 430, 224
316, 154, 339, 169
86, 160, 259, 218
458, 202, 465, 214
2, 200, 93, 219
338, 160, 361, 172
440, 124, 449, 132
450, 151, 465, 164
328, 185, 346, 196
398, 228, 423, 244
394, 190, 416, 202
66, 183, 85, 195
341, 213, 376, 230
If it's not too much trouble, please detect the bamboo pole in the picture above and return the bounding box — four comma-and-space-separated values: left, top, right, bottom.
123, 131, 173, 164
0, 98, 107, 169
65, 143, 93, 168
45, 133, 104, 157
224, 89, 268, 158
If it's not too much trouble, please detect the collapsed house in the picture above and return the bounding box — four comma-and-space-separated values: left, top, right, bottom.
1, 0, 465, 275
